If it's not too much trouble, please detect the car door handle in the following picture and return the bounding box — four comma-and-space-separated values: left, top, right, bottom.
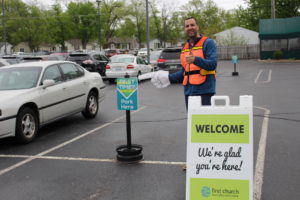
62, 86, 67, 90
82, 81, 88, 85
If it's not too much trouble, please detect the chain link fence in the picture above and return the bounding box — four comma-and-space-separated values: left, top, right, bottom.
217, 45, 259, 60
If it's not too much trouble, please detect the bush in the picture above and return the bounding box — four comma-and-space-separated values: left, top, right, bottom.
273, 50, 283, 60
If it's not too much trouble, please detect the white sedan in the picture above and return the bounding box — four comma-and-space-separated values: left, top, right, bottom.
105, 55, 153, 82
0, 61, 105, 143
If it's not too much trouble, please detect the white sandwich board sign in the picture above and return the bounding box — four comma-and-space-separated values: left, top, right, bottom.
186, 96, 253, 200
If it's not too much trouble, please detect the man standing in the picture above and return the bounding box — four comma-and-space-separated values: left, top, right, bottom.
145, 17, 217, 108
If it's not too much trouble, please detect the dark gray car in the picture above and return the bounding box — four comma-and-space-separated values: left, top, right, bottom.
157, 47, 182, 73
66, 52, 109, 76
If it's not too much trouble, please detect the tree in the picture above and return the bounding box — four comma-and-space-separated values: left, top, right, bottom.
149, 0, 163, 47
66, 2, 97, 49
46, 4, 72, 51
128, 0, 146, 47
237, 0, 300, 32
100, 0, 128, 48
20, 5, 48, 51
182, 0, 227, 37
0, 0, 28, 46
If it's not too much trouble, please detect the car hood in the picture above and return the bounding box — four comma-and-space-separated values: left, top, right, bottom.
0, 89, 31, 105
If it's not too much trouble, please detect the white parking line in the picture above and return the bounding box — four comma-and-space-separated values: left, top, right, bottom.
0, 154, 186, 166
254, 69, 263, 83
0, 106, 146, 176
254, 106, 271, 200
0, 106, 271, 200
255, 69, 272, 84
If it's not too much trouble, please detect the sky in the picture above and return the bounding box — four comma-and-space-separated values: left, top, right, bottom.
22, 0, 247, 11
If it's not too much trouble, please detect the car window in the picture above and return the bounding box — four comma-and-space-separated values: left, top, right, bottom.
0, 67, 42, 90
137, 57, 143, 64
60, 63, 84, 80
110, 56, 134, 63
42, 65, 63, 83
93, 54, 101, 61
100, 55, 109, 62
159, 49, 181, 59
67, 54, 90, 61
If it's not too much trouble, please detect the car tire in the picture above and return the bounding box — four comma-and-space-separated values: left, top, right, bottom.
82, 91, 99, 119
137, 71, 142, 82
15, 107, 38, 144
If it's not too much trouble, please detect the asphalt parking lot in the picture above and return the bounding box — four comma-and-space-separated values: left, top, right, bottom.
0, 60, 299, 200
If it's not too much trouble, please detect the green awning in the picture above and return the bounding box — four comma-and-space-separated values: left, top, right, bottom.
259, 16, 300, 39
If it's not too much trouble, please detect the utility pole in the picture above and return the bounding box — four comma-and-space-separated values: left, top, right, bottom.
2, 0, 7, 55
96, 0, 101, 51
146, 0, 150, 64
271, 0, 276, 19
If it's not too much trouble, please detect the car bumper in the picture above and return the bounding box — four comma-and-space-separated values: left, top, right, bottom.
106, 71, 138, 78
0, 117, 16, 139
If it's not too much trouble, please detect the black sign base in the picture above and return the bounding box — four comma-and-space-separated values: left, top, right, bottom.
116, 144, 143, 162
232, 72, 239, 76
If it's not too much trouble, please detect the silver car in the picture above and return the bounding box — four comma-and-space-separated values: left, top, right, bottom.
105, 55, 153, 83
0, 61, 105, 143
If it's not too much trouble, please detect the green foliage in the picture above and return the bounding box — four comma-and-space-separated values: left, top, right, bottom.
273, 50, 283, 59
1, 0, 299, 52
66, 2, 97, 49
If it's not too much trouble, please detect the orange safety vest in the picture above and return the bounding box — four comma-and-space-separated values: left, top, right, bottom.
180, 36, 216, 85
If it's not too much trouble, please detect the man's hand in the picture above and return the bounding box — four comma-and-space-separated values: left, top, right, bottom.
185, 51, 195, 64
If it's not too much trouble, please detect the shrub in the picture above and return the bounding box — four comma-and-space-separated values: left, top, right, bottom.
273, 50, 283, 60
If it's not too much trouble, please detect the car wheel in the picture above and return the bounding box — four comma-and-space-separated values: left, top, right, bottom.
15, 107, 38, 143
82, 91, 99, 119
137, 71, 142, 82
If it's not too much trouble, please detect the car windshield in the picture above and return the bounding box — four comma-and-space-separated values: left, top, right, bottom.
110, 56, 134, 63
0, 67, 42, 90
160, 49, 181, 59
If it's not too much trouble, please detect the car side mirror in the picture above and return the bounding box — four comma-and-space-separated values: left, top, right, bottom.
42, 79, 55, 89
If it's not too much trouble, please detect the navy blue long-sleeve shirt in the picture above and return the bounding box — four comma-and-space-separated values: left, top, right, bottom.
168, 37, 217, 96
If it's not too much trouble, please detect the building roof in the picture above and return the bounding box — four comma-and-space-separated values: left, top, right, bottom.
214, 26, 259, 45
259, 16, 300, 39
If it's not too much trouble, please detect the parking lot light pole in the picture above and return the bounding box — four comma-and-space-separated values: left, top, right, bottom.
2, 0, 7, 55
96, 0, 101, 51
146, 0, 150, 64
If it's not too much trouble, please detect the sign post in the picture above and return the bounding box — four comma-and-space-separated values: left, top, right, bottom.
116, 75, 143, 162
186, 96, 253, 200
232, 55, 239, 76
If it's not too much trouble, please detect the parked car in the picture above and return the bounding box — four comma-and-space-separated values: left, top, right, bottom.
105, 54, 153, 83
21, 56, 45, 63
0, 61, 106, 143
1, 55, 22, 65
66, 52, 109, 76
137, 48, 149, 58
43, 54, 66, 61
105, 49, 119, 58
149, 50, 162, 71
157, 47, 182, 73
0, 59, 11, 67
49, 52, 69, 60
